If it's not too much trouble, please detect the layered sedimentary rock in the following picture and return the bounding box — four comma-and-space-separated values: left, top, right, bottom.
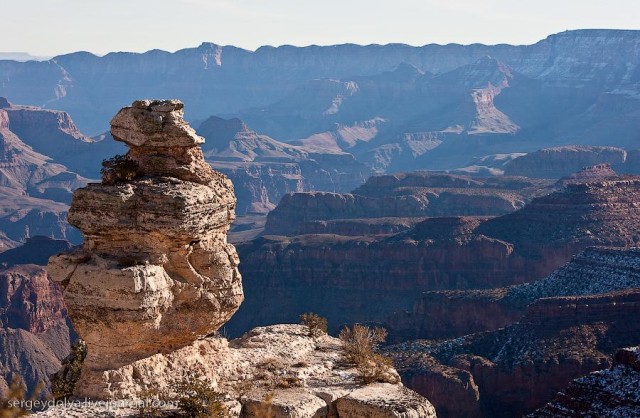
0, 265, 72, 396
47, 100, 243, 396
264, 172, 552, 236
555, 163, 618, 187
389, 246, 640, 340
503, 146, 628, 178
388, 289, 640, 417
530, 346, 640, 417
0, 97, 125, 178
228, 176, 640, 337
477, 177, 640, 256
230, 216, 515, 336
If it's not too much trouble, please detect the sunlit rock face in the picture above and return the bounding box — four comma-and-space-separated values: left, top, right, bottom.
47, 100, 243, 395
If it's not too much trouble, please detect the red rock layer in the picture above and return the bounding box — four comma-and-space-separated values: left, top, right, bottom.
389, 289, 640, 417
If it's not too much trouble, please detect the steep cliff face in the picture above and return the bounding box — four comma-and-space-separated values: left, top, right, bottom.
0, 104, 88, 203
503, 146, 635, 179
0, 265, 67, 334
230, 219, 516, 336
0, 265, 72, 396
0, 98, 125, 178
47, 100, 243, 397
530, 346, 640, 417
264, 172, 552, 236
0, 100, 89, 245
389, 289, 640, 417
389, 247, 640, 340
477, 178, 640, 254
2, 30, 640, 172
228, 176, 640, 338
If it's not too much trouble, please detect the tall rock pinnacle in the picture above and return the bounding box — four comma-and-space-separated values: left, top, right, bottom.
47, 100, 243, 395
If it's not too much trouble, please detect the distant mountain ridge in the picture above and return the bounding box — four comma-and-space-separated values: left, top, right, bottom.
2, 29, 640, 136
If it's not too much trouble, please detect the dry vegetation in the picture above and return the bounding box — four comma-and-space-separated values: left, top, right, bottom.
169, 375, 228, 418
339, 324, 398, 384
0, 377, 45, 418
101, 154, 140, 185
299, 312, 327, 338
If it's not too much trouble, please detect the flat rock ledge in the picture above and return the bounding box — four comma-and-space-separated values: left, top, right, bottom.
34, 325, 436, 417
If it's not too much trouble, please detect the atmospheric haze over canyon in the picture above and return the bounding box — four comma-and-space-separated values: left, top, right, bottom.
0, 28, 639, 417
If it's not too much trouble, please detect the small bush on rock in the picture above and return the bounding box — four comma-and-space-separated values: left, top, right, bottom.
50, 339, 87, 400
299, 312, 327, 338
170, 374, 228, 418
101, 154, 140, 185
339, 324, 398, 384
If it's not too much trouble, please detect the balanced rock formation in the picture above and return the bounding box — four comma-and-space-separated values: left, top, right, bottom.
47, 99, 243, 397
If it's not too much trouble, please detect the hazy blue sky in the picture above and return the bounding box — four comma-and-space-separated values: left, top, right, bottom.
3, 0, 640, 56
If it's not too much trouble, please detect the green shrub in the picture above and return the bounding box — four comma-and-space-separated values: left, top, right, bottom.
50, 339, 87, 400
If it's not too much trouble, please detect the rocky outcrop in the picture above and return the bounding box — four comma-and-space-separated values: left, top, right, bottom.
36, 325, 435, 417
0, 265, 72, 396
530, 347, 640, 417
388, 289, 640, 417
335, 383, 437, 418
389, 246, 640, 340
555, 163, 618, 187
47, 99, 243, 397
264, 172, 552, 236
